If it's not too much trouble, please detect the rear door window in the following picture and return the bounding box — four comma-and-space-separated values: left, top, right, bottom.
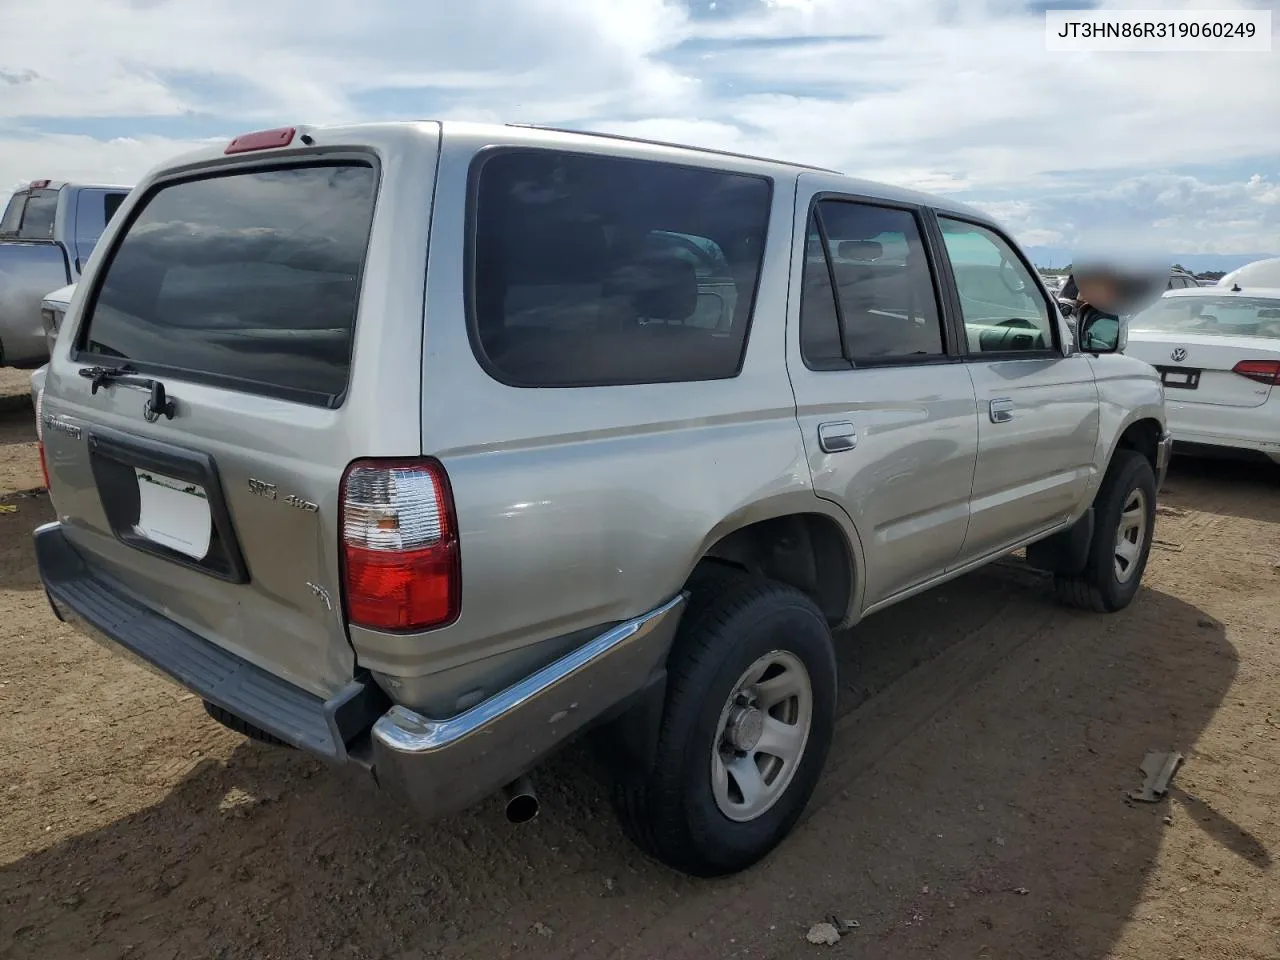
470, 149, 772, 387
798, 199, 946, 367
78, 163, 378, 406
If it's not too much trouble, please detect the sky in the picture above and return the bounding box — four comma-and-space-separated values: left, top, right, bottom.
1, 0, 1278, 263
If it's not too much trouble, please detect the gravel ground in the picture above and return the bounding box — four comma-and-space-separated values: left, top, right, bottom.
1, 369, 1277, 959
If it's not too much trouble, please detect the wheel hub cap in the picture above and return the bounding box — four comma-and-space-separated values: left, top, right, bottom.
725, 705, 765, 752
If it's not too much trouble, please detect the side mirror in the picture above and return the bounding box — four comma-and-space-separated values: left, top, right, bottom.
1079, 313, 1127, 354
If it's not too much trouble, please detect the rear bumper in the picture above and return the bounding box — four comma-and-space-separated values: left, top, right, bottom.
34, 520, 685, 818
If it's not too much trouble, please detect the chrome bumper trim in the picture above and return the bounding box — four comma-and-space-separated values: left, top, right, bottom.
371, 594, 686, 818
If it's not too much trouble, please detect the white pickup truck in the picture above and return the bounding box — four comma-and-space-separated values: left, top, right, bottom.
1, 180, 130, 368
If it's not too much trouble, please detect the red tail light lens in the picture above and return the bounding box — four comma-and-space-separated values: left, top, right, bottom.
1231, 360, 1280, 386
35, 385, 49, 489
340, 459, 460, 632
224, 127, 296, 155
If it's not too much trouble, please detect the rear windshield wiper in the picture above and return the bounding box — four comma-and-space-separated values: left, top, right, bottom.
79, 363, 139, 392
78, 364, 176, 421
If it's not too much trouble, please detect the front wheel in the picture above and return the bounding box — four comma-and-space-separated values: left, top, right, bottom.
1054, 450, 1157, 612
613, 570, 837, 877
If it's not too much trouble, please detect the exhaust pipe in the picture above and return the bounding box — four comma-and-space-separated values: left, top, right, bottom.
503, 775, 539, 824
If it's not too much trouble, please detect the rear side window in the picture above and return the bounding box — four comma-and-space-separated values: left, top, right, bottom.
79, 163, 377, 406
470, 150, 772, 387
18, 188, 58, 239
799, 199, 945, 367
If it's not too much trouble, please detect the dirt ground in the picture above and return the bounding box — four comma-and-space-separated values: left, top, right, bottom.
1, 366, 1277, 960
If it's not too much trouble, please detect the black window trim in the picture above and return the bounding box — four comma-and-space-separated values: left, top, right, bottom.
463, 144, 776, 389
797, 191, 962, 373
70, 150, 383, 410
926, 210, 1065, 362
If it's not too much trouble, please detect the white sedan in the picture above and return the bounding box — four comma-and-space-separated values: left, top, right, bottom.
1123, 285, 1280, 464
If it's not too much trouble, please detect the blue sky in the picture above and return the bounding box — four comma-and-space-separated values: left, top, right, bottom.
1, 0, 1277, 259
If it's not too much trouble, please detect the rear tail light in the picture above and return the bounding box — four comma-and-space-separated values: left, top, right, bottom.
35, 386, 49, 489
1231, 360, 1280, 386
340, 459, 460, 632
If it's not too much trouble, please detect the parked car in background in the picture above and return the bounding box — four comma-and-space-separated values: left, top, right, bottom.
40, 282, 76, 356
34, 120, 1169, 877
1, 180, 130, 368
1218, 257, 1280, 290
1166, 267, 1200, 290
1123, 285, 1280, 464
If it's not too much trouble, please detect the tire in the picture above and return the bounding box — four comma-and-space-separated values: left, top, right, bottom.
614, 568, 837, 877
1053, 450, 1157, 613
202, 701, 292, 748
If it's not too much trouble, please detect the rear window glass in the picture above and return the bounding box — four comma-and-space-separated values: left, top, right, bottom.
1131, 296, 1280, 339
19, 188, 58, 239
80, 163, 377, 405
471, 150, 772, 387
0, 191, 26, 235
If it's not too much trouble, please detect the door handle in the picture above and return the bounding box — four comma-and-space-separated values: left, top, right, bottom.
989, 398, 1014, 423
818, 420, 858, 453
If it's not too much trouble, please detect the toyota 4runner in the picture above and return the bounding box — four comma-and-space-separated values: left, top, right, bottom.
33, 121, 1171, 877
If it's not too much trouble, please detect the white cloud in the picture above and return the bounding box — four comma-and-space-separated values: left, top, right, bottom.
0, 0, 1277, 254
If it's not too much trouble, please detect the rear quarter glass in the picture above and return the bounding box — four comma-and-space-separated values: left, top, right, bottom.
467, 148, 773, 388
75, 161, 379, 407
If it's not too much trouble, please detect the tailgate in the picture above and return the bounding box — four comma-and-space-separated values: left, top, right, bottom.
39, 139, 434, 699
1125, 332, 1278, 409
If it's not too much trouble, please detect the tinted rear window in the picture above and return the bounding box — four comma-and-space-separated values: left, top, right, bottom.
19, 188, 58, 239
0, 192, 26, 235
80, 163, 377, 405
471, 149, 772, 387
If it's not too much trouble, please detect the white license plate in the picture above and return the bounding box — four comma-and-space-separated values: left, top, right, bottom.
135, 469, 212, 560
1164, 371, 1193, 385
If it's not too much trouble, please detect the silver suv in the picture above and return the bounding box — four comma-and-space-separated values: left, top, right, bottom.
33, 121, 1171, 877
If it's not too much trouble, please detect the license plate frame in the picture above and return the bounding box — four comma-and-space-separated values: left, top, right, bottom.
86, 426, 249, 583
1156, 366, 1201, 390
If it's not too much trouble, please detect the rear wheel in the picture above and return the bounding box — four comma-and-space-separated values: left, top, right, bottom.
614, 569, 837, 877
1053, 450, 1156, 612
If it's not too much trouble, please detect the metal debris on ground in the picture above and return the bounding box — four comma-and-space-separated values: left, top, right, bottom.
1152, 538, 1183, 552
0, 504, 15, 514
805, 922, 842, 946
1156, 505, 1189, 518
826, 914, 860, 933
1130, 751, 1184, 803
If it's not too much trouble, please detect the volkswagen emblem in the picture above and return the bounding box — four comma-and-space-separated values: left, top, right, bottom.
1170, 347, 1187, 362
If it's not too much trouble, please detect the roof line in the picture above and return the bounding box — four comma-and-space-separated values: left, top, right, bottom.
503, 123, 843, 174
